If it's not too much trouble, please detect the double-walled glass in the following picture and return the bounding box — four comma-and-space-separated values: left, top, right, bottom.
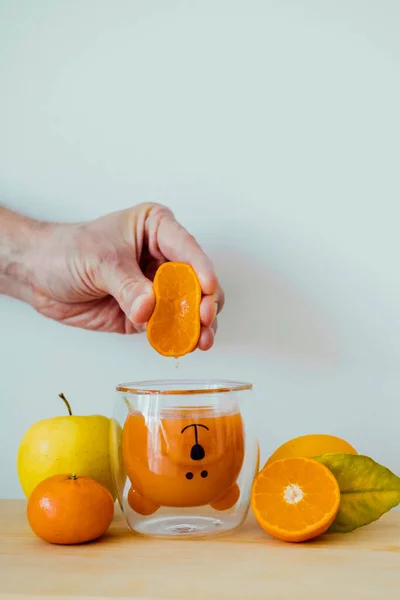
110, 380, 258, 538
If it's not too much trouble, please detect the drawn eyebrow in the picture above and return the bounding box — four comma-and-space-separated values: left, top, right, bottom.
181, 424, 210, 434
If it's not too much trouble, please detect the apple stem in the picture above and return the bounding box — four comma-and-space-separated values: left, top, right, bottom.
70, 473, 77, 480
59, 393, 73, 416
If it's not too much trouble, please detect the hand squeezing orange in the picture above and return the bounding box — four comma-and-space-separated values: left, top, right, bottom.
147, 262, 201, 357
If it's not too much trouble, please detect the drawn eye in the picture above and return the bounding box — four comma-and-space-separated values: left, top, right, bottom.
201, 470, 208, 478
186, 472, 194, 480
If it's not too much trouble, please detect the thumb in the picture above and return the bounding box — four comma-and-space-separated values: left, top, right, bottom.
100, 261, 155, 326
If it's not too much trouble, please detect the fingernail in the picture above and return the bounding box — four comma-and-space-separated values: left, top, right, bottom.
131, 293, 151, 323
132, 293, 147, 310
213, 301, 219, 319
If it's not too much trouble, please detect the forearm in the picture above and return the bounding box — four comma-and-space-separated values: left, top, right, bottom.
0, 207, 43, 300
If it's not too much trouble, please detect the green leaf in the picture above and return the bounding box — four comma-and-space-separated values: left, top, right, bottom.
314, 453, 400, 533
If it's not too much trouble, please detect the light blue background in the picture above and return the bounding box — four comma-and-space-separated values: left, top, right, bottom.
1, 1, 399, 497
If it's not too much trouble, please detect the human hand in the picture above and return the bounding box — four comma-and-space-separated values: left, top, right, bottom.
10, 203, 224, 350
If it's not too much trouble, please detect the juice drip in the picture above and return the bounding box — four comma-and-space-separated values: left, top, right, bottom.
175, 358, 179, 370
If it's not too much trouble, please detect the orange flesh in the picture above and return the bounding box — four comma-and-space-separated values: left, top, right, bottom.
251, 457, 340, 543
147, 262, 201, 357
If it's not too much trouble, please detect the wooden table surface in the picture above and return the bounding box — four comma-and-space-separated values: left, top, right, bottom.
1, 500, 399, 599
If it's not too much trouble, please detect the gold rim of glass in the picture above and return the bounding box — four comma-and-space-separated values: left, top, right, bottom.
116, 379, 253, 395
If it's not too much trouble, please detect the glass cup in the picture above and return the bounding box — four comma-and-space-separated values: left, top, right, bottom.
110, 379, 258, 538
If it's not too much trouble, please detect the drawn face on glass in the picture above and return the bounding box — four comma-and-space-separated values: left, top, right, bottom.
122, 410, 245, 515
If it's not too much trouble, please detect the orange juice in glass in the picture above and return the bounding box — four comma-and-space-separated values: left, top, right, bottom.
110, 380, 258, 538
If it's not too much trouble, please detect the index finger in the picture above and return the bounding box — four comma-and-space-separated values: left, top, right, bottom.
156, 213, 220, 297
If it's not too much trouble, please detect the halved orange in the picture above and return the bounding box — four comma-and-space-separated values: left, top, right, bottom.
251, 457, 340, 543
147, 262, 201, 357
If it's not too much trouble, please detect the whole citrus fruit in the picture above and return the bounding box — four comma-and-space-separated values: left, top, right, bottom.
27, 474, 114, 544
266, 434, 357, 466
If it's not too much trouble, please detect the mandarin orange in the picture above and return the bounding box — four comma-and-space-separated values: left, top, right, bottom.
147, 262, 201, 357
27, 474, 114, 545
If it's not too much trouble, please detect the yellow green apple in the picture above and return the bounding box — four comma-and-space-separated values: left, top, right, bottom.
17, 394, 116, 499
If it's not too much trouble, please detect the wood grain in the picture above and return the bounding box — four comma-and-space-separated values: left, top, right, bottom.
0, 500, 399, 599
